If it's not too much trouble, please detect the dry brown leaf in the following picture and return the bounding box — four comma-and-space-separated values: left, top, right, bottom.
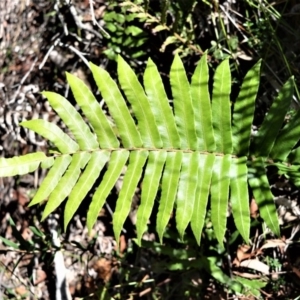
250, 198, 259, 218
93, 258, 113, 283
15, 285, 28, 296
119, 234, 127, 254
260, 239, 286, 250
292, 267, 300, 279
236, 244, 252, 262
34, 268, 47, 285
233, 270, 265, 279
240, 259, 270, 275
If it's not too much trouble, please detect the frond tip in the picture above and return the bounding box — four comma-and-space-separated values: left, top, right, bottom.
1, 54, 296, 246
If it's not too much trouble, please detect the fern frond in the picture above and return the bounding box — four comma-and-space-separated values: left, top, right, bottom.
251, 77, 295, 157
190, 153, 214, 245
211, 155, 231, 245
212, 59, 232, 154
0, 152, 48, 177
29, 155, 72, 206
118, 56, 162, 148
232, 60, 261, 156
66, 72, 119, 149
87, 150, 129, 231
2, 53, 298, 246
42, 92, 98, 151
143, 58, 180, 149
248, 158, 280, 236
190, 52, 215, 152
21, 119, 79, 154
42, 152, 91, 220
170, 54, 197, 150
156, 151, 182, 243
176, 152, 199, 239
230, 157, 250, 243
64, 151, 110, 230
136, 150, 166, 244
90, 62, 142, 148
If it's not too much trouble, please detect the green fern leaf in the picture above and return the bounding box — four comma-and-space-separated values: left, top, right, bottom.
42, 92, 98, 151
66, 72, 119, 149
1, 54, 293, 246
90, 62, 142, 148
251, 77, 294, 157
42, 152, 90, 220
230, 157, 250, 243
21, 119, 79, 154
143, 58, 180, 149
118, 56, 162, 148
136, 151, 166, 244
170, 54, 197, 150
113, 150, 148, 244
156, 151, 182, 243
191, 153, 215, 245
176, 152, 199, 240
288, 147, 300, 164
270, 107, 300, 162
64, 151, 110, 230
29, 155, 72, 206
211, 155, 231, 246
87, 150, 129, 232
212, 59, 232, 154
248, 158, 280, 236
0, 152, 48, 177
190, 52, 215, 152
232, 60, 261, 156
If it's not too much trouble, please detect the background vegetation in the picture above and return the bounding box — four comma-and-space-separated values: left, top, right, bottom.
1, 0, 300, 299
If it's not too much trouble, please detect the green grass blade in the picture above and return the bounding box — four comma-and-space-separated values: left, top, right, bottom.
118, 56, 162, 148
232, 60, 261, 156
270, 108, 300, 162
211, 154, 231, 246
66, 72, 119, 149
136, 151, 167, 245
90, 62, 142, 148
251, 77, 295, 157
21, 119, 79, 154
170, 54, 197, 150
87, 150, 129, 232
143, 58, 180, 149
42, 152, 90, 220
113, 150, 148, 244
230, 157, 250, 243
42, 91, 98, 151
64, 151, 110, 230
29, 155, 72, 206
176, 152, 199, 240
191, 153, 215, 245
212, 59, 232, 154
0, 152, 47, 177
248, 158, 280, 236
156, 151, 182, 243
190, 52, 215, 152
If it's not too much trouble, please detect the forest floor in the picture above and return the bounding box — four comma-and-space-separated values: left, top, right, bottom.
1, 1, 300, 299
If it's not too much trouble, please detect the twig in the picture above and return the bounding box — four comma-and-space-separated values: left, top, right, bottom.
59, 42, 90, 69
48, 216, 72, 300
10, 57, 38, 104
39, 36, 61, 70
69, 2, 104, 40
89, 0, 110, 38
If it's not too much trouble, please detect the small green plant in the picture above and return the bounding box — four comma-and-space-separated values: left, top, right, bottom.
0, 53, 298, 248
103, 1, 148, 61
121, 0, 202, 56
